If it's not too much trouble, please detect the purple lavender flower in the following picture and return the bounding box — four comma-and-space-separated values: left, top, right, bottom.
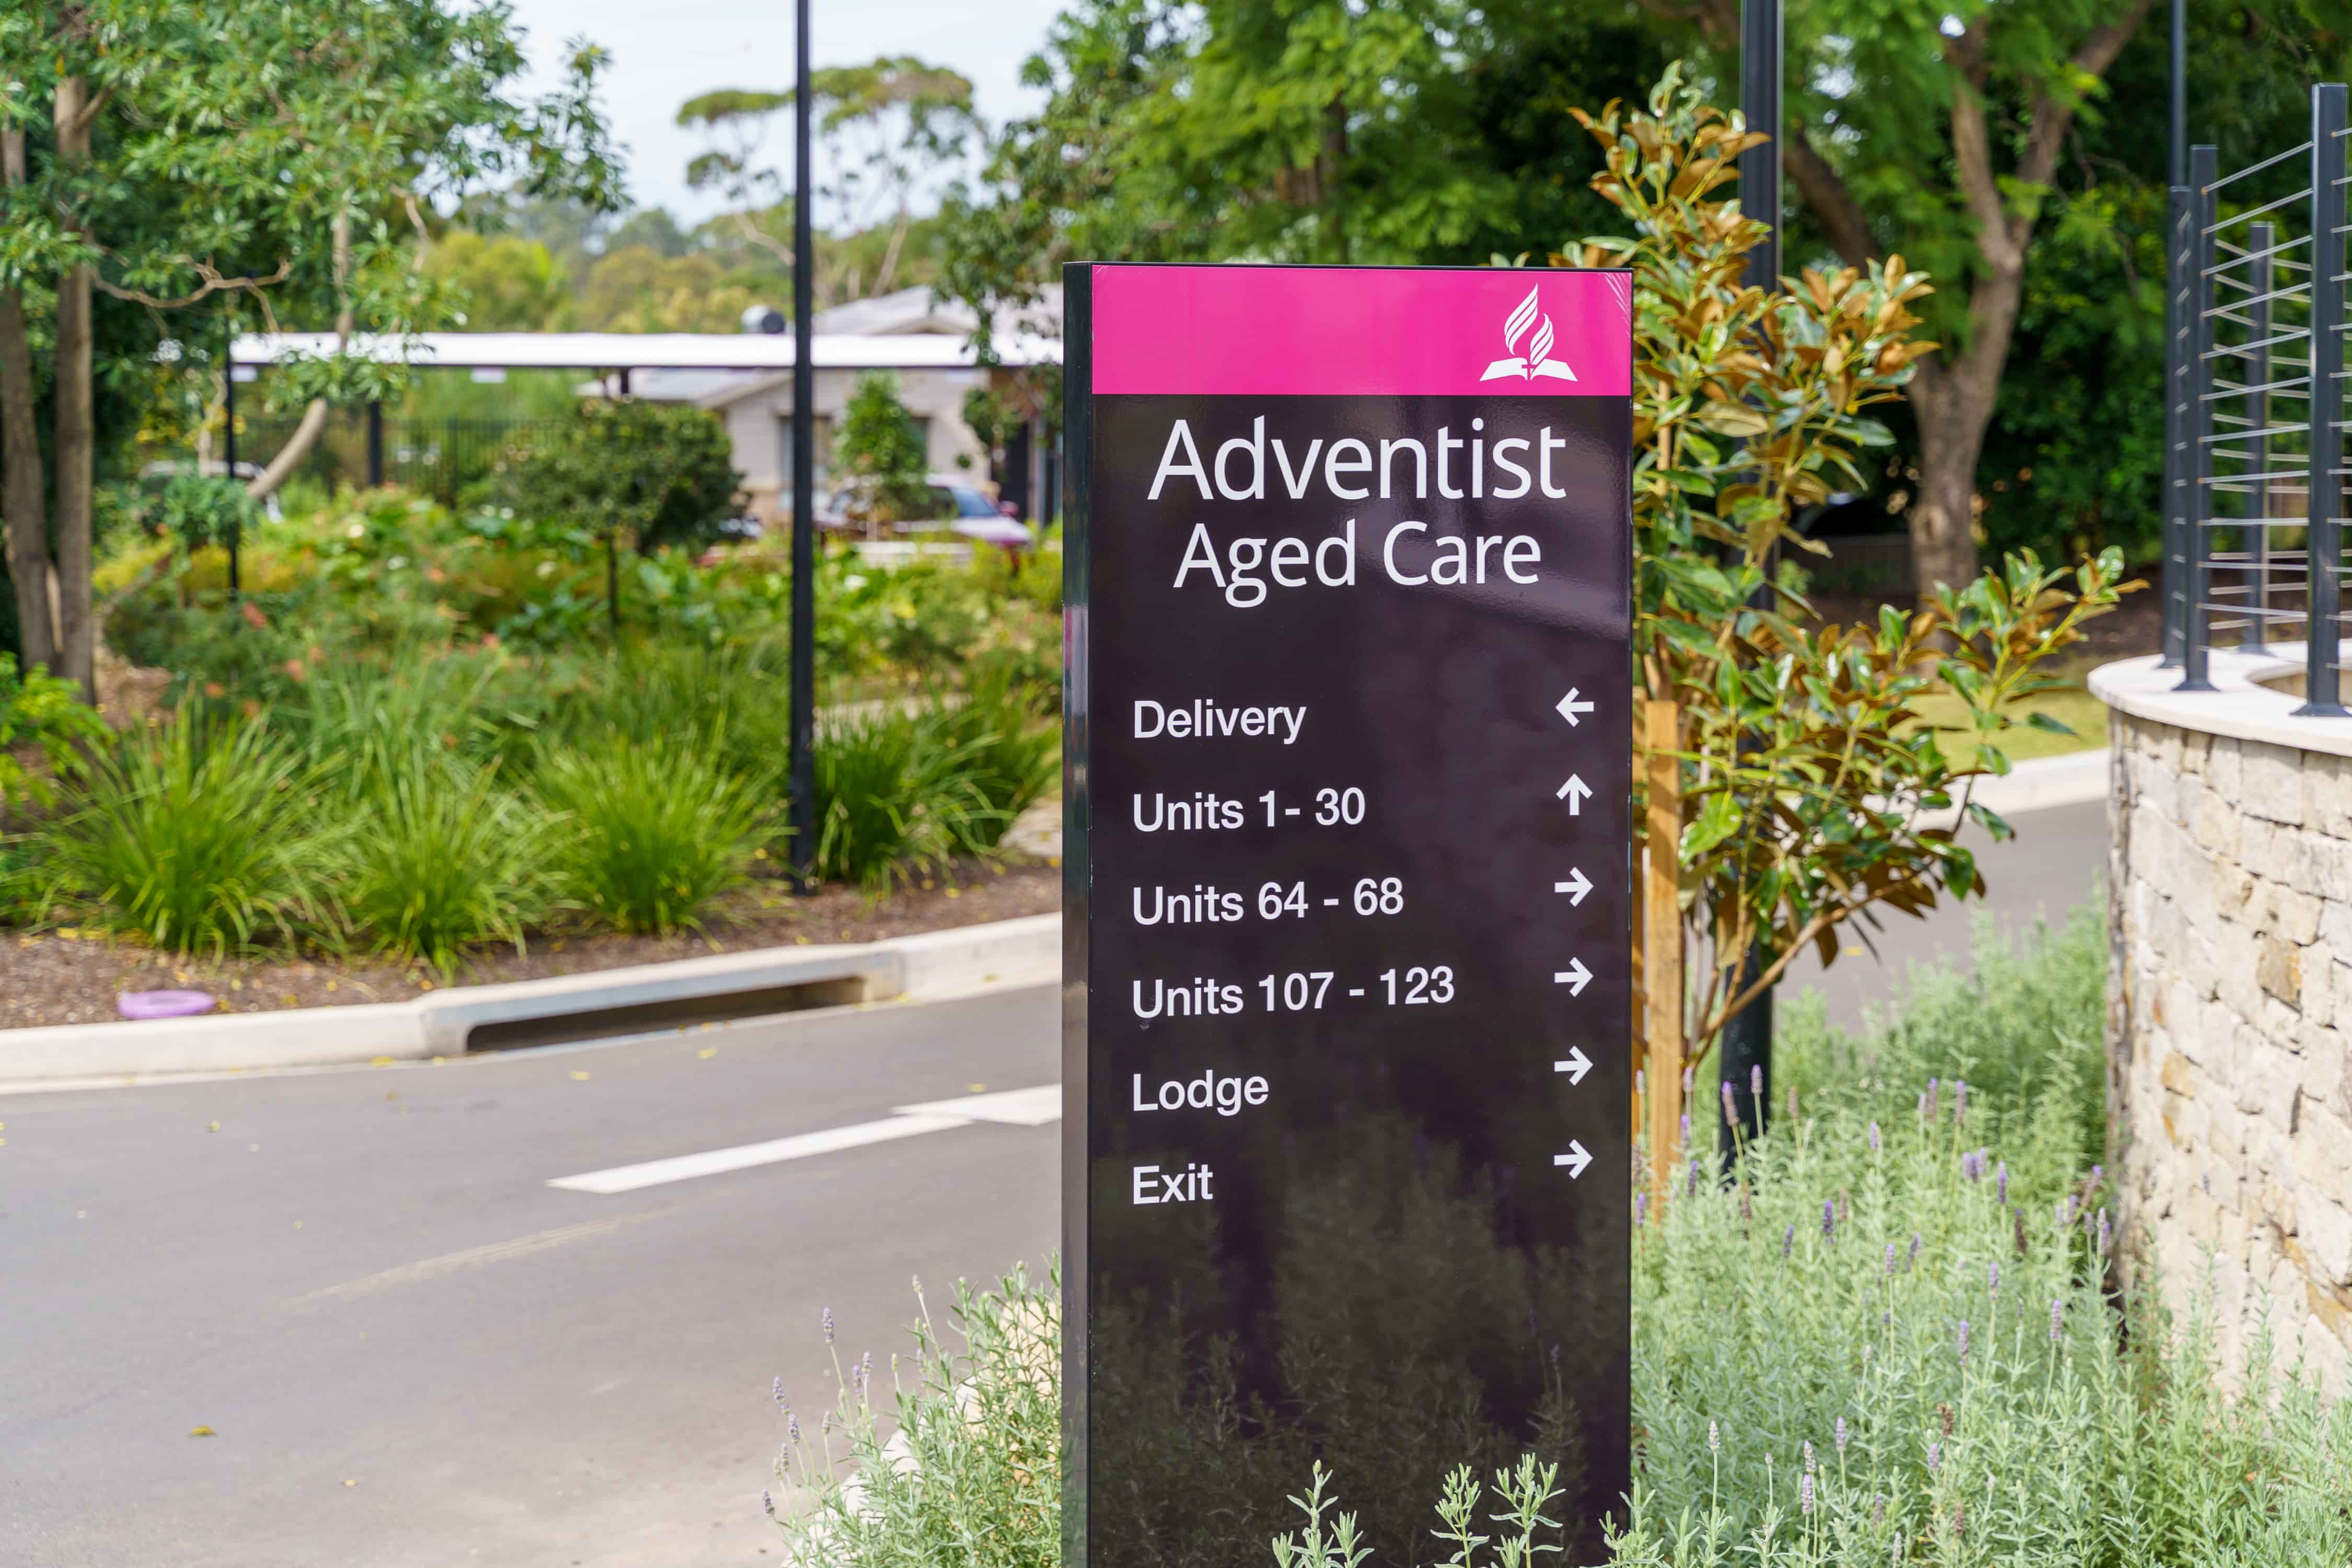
1955, 1079, 1968, 1124
1872, 1494, 1886, 1527
2050, 1299, 2064, 1341
2097, 1208, 2112, 1254
1997, 1162, 2009, 1203
1682, 1066, 1694, 1096
763, 1489, 777, 1519
1823, 1198, 1837, 1239
1687, 1157, 1701, 1198
1802, 1473, 1815, 1514
1907, 1233, 1923, 1271
2064, 1194, 2078, 1224
1836, 1415, 1849, 1455
1786, 1086, 1800, 1122
1869, 1121, 1882, 1154
1784, 1223, 1796, 1259
1804, 1440, 1817, 1474
822, 1307, 836, 1343
1962, 1150, 1981, 1182
1926, 1078, 1941, 1121
1709, 1419, 1721, 1454
1987, 1261, 2000, 1300
1958, 1320, 1971, 1362
788, 1411, 801, 1445
1635, 1191, 1650, 1227
1680, 1112, 1691, 1148
1722, 1080, 1738, 1128
1751, 1065, 1764, 1099
1928, 1438, 1942, 1475
1918, 1091, 1930, 1119
773, 1376, 788, 1408
1885, 1242, 1899, 1276
2089, 1165, 2104, 1192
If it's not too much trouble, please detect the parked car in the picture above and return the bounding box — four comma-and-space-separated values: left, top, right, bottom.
813, 475, 1034, 552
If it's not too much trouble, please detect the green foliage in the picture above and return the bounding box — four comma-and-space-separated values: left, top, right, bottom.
535, 735, 773, 936
420, 231, 573, 331
1570, 71, 2125, 1058
42, 709, 324, 956
133, 474, 259, 553
332, 754, 544, 973
502, 399, 743, 558
811, 706, 1004, 891
0, 653, 108, 811
1773, 904, 2110, 1189
769, 1267, 1059, 1568
832, 372, 935, 527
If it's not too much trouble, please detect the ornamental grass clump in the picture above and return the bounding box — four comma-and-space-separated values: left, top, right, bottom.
535, 733, 774, 935
332, 754, 545, 973
41, 707, 326, 956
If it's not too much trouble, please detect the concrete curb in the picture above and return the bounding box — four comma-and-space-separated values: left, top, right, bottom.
0, 914, 1062, 1083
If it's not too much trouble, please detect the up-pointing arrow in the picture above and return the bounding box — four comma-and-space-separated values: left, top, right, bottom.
1553, 958, 1593, 996
1553, 867, 1593, 906
1554, 1046, 1593, 1085
1555, 688, 1596, 726
1555, 775, 1591, 815
1553, 1141, 1594, 1179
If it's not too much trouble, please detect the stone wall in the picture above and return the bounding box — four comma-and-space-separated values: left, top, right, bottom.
2107, 697, 2352, 1392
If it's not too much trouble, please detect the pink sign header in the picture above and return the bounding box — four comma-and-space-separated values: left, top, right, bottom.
1091, 264, 1631, 399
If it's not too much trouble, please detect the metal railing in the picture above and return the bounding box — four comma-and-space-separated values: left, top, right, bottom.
2170, 81, 2351, 713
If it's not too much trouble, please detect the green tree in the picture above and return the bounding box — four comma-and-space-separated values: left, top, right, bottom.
831, 371, 931, 532
421, 230, 571, 331
1661, 0, 2158, 601
0, 1, 617, 695
502, 399, 742, 633
677, 58, 981, 306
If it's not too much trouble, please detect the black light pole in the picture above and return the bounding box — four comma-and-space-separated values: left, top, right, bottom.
1722, 0, 1783, 1162
2161, 0, 2188, 666
788, 0, 817, 895
222, 329, 241, 601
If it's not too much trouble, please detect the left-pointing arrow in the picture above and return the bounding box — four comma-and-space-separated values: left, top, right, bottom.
1553, 1141, 1594, 1179
1552, 958, 1593, 996
1555, 688, 1596, 726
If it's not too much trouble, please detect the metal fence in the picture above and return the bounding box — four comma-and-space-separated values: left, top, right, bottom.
2169, 80, 2350, 713
228, 411, 562, 508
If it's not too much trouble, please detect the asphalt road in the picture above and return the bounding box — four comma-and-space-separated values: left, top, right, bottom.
0, 986, 1061, 1568
0, 799, 2107, 1566
1777, 795, 2108, 1032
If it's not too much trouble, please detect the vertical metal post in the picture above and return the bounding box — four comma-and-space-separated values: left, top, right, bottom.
1739, 0, 1782, 294
2170, 0, 2187, 190
2182, 146, 2218, 690
788, 0, 820, 889
366, 398, 384, 489
2247, 222, 2274, 652
2164, 187, 2191, 665
223, 343, 240, 602
2303, 84, 2348, 716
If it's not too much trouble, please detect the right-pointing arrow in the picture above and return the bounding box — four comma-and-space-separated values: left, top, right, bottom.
1552, 958, 1593, 996
1554, 1140, 1594, 1179
1554, 1046, 1593, 1085
1553, 867, 1593, 905
1555, 775, 1590, 815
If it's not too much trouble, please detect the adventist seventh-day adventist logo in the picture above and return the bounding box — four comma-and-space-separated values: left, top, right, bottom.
1481, 284, 1578, 383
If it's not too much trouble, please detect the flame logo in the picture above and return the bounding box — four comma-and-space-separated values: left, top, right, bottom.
1482, 284, 1576, 384
1503, 286, 1542, 355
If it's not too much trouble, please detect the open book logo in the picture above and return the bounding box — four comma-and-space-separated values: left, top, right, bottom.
1480, 285, 1577, 383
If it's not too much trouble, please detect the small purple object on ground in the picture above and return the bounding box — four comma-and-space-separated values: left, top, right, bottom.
117, 989, 217, 1021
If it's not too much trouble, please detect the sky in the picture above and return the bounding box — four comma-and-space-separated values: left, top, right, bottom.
498, 0, 1073, 227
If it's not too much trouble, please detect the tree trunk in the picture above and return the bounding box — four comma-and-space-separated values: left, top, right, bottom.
0, 131, 53, 673
1905, 363, 1991, 600
1319, 96, 1348, 264
52, 78, 97, 698
246, 206, 353, 501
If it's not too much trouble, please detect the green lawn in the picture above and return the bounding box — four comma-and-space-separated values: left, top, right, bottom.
1906, 677, 2110, 766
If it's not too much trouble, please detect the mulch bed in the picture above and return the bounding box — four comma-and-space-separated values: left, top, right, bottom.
0, 858, 1061, 1032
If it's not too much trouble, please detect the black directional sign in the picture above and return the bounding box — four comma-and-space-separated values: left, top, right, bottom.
1062, 262, 1633, 1567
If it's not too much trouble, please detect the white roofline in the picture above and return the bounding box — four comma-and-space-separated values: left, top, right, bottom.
228, 330, 1057, 372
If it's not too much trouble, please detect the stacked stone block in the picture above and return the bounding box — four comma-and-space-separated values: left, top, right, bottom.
2109, 710, 2352, 1393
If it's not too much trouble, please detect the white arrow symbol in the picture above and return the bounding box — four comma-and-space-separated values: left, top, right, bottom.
1556, 775, 1590, 814
1555, 688, 1596, 726
1554, 1047, 1593, 1085
1553, 868, 1593, 905
1554, 1141, 1594, 1179
1553, 958, 1593, 996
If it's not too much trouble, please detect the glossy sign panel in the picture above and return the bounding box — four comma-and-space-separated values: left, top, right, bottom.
1063, 263, 1632, 1568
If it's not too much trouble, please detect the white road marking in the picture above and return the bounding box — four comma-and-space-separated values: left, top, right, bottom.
548, 1085, 1062, 1195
